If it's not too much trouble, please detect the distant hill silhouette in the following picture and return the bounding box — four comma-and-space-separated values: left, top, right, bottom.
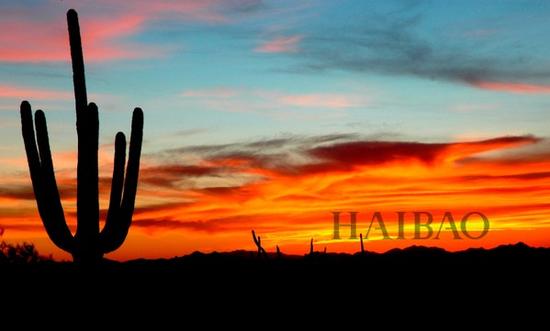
2, 242, 549, 313
2, 242, 549, 278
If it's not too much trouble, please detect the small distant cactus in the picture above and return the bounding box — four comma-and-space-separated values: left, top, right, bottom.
20, 9, 143, 265
309, 238, 314, 255
251, 230, 268, 258
360, 233, 365, 254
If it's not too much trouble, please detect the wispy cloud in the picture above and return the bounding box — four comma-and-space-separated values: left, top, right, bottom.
449, 103, 498, 113
180, 87, 369, 112
469, 81, 550, 94
461, 28, 499, 39
279, 3, 550, 93
181, 87, 239, 98
276, 93, 362, 109
89, 0, 266, 23
145, 134, 540, 185
255, 35, 303, 53
0, 0, 266, 63
0, 14, 162, 63
0, 84, 71, 100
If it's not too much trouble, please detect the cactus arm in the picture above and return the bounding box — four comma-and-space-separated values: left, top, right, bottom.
107, 132, 126, 224
34, 109, 74, 252
100, 132, 126, 251
121, 108, 144, 216
20, 101, 42, 196
101, 108, 143, 253
21, 102, 73, 253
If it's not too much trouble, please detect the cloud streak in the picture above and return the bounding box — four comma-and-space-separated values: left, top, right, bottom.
255, 35, 303, 53
0, 14, 162, 63
0, 84, 71, 100
283, 4, 550, 93
4, 132, 550, 258
0, 0, 266, 63
469, 81, 550, 94
180, 87, 369, 112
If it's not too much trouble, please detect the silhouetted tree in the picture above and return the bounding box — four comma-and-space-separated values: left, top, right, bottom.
20, 9, 143, 265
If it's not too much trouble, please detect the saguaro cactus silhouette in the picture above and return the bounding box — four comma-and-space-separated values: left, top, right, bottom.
20, 9, 143, 264
251, 230, 268, 258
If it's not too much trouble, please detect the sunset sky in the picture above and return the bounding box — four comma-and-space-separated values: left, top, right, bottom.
2, 0, 550, 260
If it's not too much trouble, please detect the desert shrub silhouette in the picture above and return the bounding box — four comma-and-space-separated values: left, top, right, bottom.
20, 9, 143, 265
0, 241, 47, 264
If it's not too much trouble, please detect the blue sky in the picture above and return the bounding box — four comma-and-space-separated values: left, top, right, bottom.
2, 0, 550, 166
5, 1, 550, 258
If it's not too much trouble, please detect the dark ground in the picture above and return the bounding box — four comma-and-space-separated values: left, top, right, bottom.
2, 242, 550, 295
2, 241, 549, 320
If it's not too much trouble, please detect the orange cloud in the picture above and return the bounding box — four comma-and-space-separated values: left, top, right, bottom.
255, 35, 303, 53
4, 134, 550, 260
470, 81, 550, 94
278, 93, 363, 109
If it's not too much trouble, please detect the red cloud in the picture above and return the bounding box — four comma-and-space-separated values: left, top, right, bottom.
300, 136, 537, 175
310, 141, 445, 166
